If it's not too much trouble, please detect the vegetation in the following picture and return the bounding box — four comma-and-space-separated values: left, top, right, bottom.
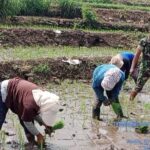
33, 64, 50, 74
58, 0, 81, 18
0, 0, 21, 19
0, 46, 127, 61
20, 0, 51, 16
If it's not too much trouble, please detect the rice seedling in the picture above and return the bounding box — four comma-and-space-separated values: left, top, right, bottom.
0, 130, 6, 147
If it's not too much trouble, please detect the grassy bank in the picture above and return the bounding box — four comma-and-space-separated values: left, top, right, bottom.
0, 46, 133, 61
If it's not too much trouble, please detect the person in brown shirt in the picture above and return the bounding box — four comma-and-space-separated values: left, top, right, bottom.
0, 77, 59, 145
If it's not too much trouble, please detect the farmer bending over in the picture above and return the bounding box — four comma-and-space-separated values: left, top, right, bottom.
130, 36, 150, 100
92, 64, 125, 121
110, 51, 138, 82
0, 77, 59, 145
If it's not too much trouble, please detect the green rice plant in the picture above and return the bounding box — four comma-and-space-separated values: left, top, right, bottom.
58, 0, 82, 18
82, 0, 113, 3
16, 123, 25, 148
0, 130, 6, 146
20, 0, 52, 16
144, 103, 150, 110
52, 120, 64, 130
80, 5, 98, 29
33, 64, 50, 74
0, 0, 21, 19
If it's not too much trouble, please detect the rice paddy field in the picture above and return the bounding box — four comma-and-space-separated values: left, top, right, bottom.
0, 0, 150, 149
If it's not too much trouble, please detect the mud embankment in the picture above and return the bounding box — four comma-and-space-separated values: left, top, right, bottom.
0, 28, 138, 48
0, 57, 111, 81
96, 8, 150, 25
4, 16, 150, 32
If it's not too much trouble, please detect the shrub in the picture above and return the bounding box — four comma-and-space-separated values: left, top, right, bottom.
58, 0, 82, 18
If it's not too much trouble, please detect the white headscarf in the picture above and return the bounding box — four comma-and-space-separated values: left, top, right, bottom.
101, 68, 121, 91
32, 89, 60, 126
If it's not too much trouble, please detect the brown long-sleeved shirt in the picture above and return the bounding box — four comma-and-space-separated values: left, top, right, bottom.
5, 77, 40, 122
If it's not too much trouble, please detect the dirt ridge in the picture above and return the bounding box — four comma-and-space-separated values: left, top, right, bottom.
0, 28, 138, 48
0, 56, 111, 81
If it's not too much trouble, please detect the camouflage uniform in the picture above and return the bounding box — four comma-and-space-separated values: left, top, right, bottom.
135, 36, 150, 92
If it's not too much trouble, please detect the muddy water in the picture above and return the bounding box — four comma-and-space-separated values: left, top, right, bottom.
0, 80, 150, 150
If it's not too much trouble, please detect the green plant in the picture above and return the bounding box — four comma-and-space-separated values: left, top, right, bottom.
135, 126, 149, 134
83, 0, 112, 3
52, 120, 64, 130
81, 5, 98, 29
144, 103, 150, 110
20, 0, 51, 16
82, 6, 96, 22
0, 0, 21, 19
33, 64, 50, 74
58, 0, 82, 18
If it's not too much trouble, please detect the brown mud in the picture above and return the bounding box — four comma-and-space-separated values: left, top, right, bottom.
95, 8, 150, 25
0, 28, 138, 48
0, 57, 111, 81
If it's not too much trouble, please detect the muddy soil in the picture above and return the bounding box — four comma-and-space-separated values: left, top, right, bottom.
0, 28, 138, 48
1, 81, 150, 150
0, 57, 111, 81
116, 0, 150, 6
4, 16, 149, 32
96, 8, 150, 25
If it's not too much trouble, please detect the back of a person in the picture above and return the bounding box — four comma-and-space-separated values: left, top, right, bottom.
120, 52, 134, 62
92, 64, 117, 87
5, 78, 40, 121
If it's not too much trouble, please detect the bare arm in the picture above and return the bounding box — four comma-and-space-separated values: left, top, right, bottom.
130, 47, 142, 74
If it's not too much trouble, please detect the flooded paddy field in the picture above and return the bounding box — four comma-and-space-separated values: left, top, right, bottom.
1, 80, 150, 150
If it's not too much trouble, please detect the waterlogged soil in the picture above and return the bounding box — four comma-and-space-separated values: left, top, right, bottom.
1, 80, 150, 150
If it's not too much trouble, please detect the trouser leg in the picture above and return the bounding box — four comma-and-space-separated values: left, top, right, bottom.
92, 99, 103, 120
111, 98, 123, 118
106, 91, 123, 118
0, 90, 8, 129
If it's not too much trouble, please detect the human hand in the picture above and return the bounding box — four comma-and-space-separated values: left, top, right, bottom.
36, 133, 45, 146
45, 126, 54, 137
103, 99, 111, 106
129, 90, 138, 101
129, 68, 134, 75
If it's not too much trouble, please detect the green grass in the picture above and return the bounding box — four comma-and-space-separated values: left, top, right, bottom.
84, 2, 150, 11
0, 46, 134, 61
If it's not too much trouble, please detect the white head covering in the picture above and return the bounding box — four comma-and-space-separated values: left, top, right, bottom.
32, 89, 60, 126
101, 68, 121, 91
110, 54, 124, 68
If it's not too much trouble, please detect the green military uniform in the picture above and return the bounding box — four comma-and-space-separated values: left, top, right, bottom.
135, 36, 150, 92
